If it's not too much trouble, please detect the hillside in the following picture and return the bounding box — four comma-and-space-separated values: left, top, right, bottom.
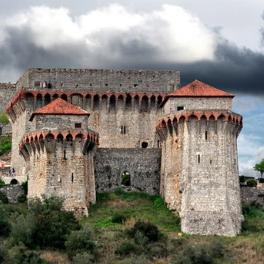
0, 190, 263, 263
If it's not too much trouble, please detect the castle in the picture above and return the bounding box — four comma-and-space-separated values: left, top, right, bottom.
5, 68, 242, 236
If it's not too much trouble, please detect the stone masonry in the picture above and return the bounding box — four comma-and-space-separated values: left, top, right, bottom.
5, 69, 242, 236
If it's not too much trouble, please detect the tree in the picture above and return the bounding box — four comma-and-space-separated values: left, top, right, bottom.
254, 159, 264, 178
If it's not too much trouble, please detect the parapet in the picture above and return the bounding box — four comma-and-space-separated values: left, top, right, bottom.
16, 68, 180, 93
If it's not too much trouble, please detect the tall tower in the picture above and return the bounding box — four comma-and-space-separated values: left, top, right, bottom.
19, 98, 99, 215
157, 80, 242, 236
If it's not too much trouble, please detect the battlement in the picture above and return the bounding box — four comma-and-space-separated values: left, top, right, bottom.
16, 68, 180, 93
157, 110, 243, 129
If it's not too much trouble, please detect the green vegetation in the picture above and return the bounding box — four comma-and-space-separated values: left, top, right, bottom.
0, 112, 9, 125
0, 135, 11, 155
246, 178, 258, 187
0, 179, 5, 188
0, 191, 263, 263
254, 159, 264, 178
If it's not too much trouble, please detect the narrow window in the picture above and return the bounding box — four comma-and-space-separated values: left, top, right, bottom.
71, 173, 74, 183
120, 125, 127, 134
75, 123, 82, 128
205, 131, 208, 141
197, 154, 201, 164
210, 159, 212, 165
141, 142, 148, 148
63, 150, 67, 160
177, 106, 184, 111
157, 140, 160, 148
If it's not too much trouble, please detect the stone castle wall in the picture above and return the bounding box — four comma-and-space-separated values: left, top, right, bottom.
158, 110, 242, 236
163, 97, 233, 114
16, 68, 180, 92
95, 148, 161, 195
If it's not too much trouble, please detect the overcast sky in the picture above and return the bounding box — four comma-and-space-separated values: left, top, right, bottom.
0, 0, 263, 175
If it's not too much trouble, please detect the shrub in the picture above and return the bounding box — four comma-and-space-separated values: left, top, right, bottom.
72, 252, 94, 264
259, 178, 264, 183
0, 112, 9, 125
21, 181, 28, 195
7, 243, 48, 264
115, 241, 138, 256
0, 136, 11, 155
128, 221, 161, 244
65, 225, 96, 258
0, 179, 5, 188
17, 194, 27, 203
246, 179, 257, 187
239, 176, 246, 183
111, 213, 128, 224
0, 207, 10, 237
173, 241, 225, 264
147, 242, 168, 258
0, 192, 8, 204
0, 244, 7, 263
10, 197, 80, 249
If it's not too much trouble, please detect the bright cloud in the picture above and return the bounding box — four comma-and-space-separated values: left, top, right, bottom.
0, 4, 216, 63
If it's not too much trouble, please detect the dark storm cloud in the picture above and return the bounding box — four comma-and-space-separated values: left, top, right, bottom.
1, 26, 264, 95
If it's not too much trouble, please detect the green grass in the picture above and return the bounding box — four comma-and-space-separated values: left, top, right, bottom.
0, 135, 11, 155
84, 189, 181, 233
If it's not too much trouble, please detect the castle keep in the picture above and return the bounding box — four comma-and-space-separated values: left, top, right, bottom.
5, 68, 242, 236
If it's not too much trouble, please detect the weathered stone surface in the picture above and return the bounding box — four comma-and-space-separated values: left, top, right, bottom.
95, 148, 161, 195
0, 185, 24, 203
241, 186, 264, 208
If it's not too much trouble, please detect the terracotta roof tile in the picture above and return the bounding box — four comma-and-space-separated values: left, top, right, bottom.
30, 98, 89, 120
168, 80, 234, 97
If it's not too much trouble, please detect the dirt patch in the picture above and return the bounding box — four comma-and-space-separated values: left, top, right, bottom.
40, 250, 70, 264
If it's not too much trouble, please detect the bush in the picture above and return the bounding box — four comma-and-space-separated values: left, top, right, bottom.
115, 241, 139, 256
246, 179, 257, 187
7, 243, 48, 264
147, 242, 168, 258
111, 213, 128, 224
173, 241, 225, 264
17, 194, 27, 203
0, 136, 11, 155
10, 197, 80, 249
0, 179, 5, 189
21, 181, 28, 195
259, 178, 264, 183
128, 221, 161, 244
65, 225, 96, 258
72, 252, 94, 264
0, 207, 10, 237
0, 112, 9, 125
0, 192, 8, 204
0, 244, 7, 263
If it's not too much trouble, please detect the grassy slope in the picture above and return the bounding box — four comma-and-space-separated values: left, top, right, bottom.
80, 190, 264, 264
1, 191, 264, 264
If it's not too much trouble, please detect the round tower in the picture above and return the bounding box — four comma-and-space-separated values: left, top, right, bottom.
19, 129, 98, 216
157, 80, 243, 236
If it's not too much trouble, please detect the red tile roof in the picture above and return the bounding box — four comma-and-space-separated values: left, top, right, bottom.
30, 98, 89, 120
168, 80, 234, 98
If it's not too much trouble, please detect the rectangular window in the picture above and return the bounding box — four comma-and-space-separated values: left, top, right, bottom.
120, 125, 127, 134
75, 123, 82, 128
197, 154, 201, 164
177, 106, 184, 111
205, 131, 208, 141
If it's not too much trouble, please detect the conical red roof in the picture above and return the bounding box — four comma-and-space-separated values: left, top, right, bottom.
30, 98, 89, 120
168, 80, 234, 97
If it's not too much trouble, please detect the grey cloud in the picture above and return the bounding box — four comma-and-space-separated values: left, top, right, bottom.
1, 25, 264, 95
